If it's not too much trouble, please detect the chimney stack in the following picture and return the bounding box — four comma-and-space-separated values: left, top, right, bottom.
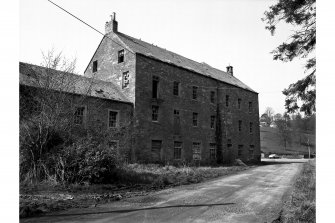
105, 12, 118, 34
226, 65, 233, 76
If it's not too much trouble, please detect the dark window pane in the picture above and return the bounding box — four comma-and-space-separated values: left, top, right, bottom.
249, 102, 252, 112
173, 81, 179, 96
74, 107, 85, 125
93, 60, 98, 72
109, 111, 118, 127
151, 140, 162, 162
193, 112, 198, 127
122, 71, 130, 89
152, 76, 159, 98
192, 86, 198, 100
210, 91, 215, 103
174, 141, 182, 159
192, 142, 201, 160
210, 143, 216, 160
152, 105, 159, 121
118, 50, 124, 63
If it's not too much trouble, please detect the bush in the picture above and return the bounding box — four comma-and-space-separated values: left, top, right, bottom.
59, 138, 119, 184
20, 133, 121, 185
19, 118, 70, 184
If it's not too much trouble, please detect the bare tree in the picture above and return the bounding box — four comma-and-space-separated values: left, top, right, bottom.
19, 49, 93, 183
264, 107, 275, 119
274, 115, 290, 150
260, 107, 275, 126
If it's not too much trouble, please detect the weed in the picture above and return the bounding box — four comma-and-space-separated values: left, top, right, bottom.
278, 160, 316, 223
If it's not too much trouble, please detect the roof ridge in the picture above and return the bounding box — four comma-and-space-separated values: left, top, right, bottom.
20, 61, 122, 86
19, 62, 132, 103
115, 32, 256, 93
116, 32, 223, 72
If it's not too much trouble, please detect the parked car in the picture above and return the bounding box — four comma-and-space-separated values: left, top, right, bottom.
269, 154, 280, 159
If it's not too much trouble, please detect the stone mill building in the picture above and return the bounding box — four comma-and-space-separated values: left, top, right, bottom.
20, 13, 261, 165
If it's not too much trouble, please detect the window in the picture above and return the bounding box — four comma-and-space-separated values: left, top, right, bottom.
152, 76, 159, 99
193, 112, 198, 127
173, 81, 180, 96
210, 91, 215, 103
249, 102, 252, 113
238, 120, 242, 132
226, 95, 229, 107
151, 140, 162, 162
93, 60, 98, 73
249, 145, 254, 159
238, 145, 243, 157
152, 105, 159, 121
74, 107, 85, 125
122, 71, 130, 89
238, 98, 242, 109
192, 142, 201, 160
249, 122, 253, 133
118, 50, 124, 63
227, 139, 232, 144
174, 109, 181, 134
210, 143, 216, 160
174, 141, 182, 159
108, 110, 119, 128
210, 116, 216, 129
174, 109, 180, 123
192, 86, 198, 100
227, 143, 232, 150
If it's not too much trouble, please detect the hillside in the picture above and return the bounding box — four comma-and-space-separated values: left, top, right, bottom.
260, 127, 315, 155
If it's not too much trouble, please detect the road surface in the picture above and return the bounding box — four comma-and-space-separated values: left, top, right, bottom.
22, 160, 305, 223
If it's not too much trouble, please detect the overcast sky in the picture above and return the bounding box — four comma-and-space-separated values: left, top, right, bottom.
19, 0, 311, 115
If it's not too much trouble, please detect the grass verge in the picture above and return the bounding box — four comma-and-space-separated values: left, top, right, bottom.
274, 159, 316, 223
20, 163, 251, 218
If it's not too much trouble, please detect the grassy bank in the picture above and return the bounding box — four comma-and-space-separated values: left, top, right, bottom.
275, 160, 316, 223
20, 163, 251, 218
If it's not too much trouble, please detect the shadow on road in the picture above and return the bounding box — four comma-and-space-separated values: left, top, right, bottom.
33, 203, 236, 218
261, 159, 309, 166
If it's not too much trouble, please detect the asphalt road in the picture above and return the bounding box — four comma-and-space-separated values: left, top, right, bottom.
22, 159, 305, 223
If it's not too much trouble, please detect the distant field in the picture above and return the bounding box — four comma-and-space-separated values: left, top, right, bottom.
260, 127, 315, 155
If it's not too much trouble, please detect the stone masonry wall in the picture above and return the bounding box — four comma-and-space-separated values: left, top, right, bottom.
20, 85, 134, 158
217, 83, 260, 163
134, 54, 260, 164
84, 34, 136, 103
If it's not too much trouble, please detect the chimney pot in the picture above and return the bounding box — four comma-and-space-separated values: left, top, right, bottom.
105, 12, 118, 34
226, 65, 233, 76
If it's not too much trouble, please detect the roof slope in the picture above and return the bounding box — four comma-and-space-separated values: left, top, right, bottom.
115, 32, 256, 93
19, 62, 131, 103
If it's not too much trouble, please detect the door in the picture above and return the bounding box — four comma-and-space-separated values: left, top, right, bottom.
151, 140, 162, 162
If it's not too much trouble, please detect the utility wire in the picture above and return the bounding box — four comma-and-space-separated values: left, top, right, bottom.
47, 0, 105, 36
44, 1, 261, 124
46, 0, 260, 94
47, 0, 133, 54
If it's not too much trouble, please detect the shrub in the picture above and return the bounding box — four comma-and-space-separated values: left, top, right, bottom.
58, 138, 119, 184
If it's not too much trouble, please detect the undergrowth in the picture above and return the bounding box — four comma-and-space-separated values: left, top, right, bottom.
275, 160, 316, 223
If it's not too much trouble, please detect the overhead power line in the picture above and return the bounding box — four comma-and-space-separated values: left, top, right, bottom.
46, 0, 259, 93
47, 0, 105, 36
47, 0, 133, 54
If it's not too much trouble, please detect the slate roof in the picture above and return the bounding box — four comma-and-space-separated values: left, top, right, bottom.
114, 32, 256, 93
19, 62, 131, 103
